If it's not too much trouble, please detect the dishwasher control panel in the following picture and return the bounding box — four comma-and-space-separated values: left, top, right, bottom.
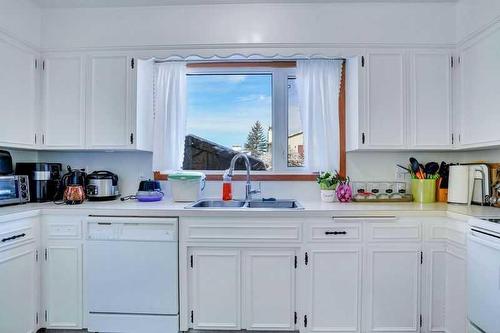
87, 216, 178, 242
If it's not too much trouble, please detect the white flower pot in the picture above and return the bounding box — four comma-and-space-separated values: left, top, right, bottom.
320, 189, 337, 202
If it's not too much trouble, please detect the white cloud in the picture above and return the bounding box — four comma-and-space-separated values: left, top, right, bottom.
226, 75, 248, 84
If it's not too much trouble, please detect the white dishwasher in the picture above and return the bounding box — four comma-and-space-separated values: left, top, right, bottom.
468, 217, 500, 333
86, 216, 178, 333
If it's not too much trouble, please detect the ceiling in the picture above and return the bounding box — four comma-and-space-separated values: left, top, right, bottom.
34, 0, 457, 8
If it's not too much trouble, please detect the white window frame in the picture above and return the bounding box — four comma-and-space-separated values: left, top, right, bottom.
185, 65, 307, 173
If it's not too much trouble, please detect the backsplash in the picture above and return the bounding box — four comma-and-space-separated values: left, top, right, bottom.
3, 147, 500, 202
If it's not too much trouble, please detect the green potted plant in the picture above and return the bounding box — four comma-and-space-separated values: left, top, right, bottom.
317, 171, 340, 202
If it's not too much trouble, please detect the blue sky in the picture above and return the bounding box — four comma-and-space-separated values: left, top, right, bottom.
186, 74, 303, 148
186, 74, 272, 148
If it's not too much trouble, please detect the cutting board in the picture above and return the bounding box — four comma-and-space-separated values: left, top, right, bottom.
488, 163, 500, 208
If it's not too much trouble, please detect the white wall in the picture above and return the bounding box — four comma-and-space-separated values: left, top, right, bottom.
37, 151, 154, 197
41, 2, 456, 50
0, 147, 38, 167
0, 0, 41, 47
456, 0, 500, 42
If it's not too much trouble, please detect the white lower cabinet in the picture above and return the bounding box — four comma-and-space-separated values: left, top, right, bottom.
189, 248, 297, 331
42, 242, 83, 329
0, 243, 38, 333
444, 244, 467, 333
0, 216, 39, 333
244, 250, 296, 330
190, 249, 241, 330
41, 216, 83, 330
364, 245, 422, 333
306, 246, 362, 333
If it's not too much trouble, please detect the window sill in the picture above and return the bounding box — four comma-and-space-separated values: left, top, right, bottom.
153, 171, 318, 181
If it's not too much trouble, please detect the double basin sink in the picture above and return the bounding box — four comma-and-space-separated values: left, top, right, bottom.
186, 199, 303, 210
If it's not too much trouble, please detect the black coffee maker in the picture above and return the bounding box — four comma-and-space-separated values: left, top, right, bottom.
15, 163, 62, 202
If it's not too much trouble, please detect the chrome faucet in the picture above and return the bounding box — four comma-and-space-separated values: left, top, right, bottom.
224, 153, 261, 201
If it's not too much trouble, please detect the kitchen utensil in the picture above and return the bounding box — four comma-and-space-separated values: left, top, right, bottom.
412, 179, 436, 203
424, 162, 440, 178
0, 175, 30, 206
439, 162, 450, 188
61, 166, 87, 187
469, 164, 490, 205
86, 170, 120, 201
121, 179, 164, 202
448, 164, 490, 205
409, 157, 424, 179
15, 163, 62, 202
0, 150, 13, 175
168, 171, 206, 202
63, 185, 85, 205
448, 165, 470, 204
138, 179, 162, 192
397, 164, 410, 172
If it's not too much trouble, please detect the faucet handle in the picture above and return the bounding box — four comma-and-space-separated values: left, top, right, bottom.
249, 182, 262, 196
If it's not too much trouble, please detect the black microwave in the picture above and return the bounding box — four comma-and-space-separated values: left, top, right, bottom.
0, 175, 30, 207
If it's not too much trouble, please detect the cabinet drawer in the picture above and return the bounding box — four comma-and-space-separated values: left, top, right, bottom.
186, 224, 301, 242
0, 217, 36, 251
366, 222, 421, 242
308, 224, 361, 242
44, 216, 82, 239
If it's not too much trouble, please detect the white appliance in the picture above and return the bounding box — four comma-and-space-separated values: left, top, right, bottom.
86, 216, 179, 333
467, 217, 500, 333
448, 164, 490, 205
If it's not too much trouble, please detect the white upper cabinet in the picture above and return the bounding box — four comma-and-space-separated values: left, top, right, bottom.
409, 51, 452, 148
86, 55, 131, 149
348, 48, 454, 151
42, 55, 86, 148
0, 39, 38, 148
459, 27, 500, 148
364, 50, 407, 149
85, 55, 154, 150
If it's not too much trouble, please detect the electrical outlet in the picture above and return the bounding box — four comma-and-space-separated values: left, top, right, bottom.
395, 166, 408, 182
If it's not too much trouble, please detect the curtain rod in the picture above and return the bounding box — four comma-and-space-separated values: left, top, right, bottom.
154, 57, 346, 63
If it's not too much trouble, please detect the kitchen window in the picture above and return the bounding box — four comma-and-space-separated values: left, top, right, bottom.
153, 60, 346, 181
183, 63, 303, 173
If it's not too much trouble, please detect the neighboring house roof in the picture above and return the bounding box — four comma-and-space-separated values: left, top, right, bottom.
183, 134, 267, 171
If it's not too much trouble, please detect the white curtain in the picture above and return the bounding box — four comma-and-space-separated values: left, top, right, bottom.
296, 59, 343, 171
153, 62, 187, 171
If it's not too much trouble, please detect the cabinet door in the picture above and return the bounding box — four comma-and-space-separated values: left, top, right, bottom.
42, 56, 86, 148
243, 250, 296, 330
365, 245, 421, 333
460, 27, 500, 147
190, 249, 241, 329
445, 244, 466, 333
0, 245, 37, 333
307, 247, 362, 333
43, 242, 82, 329
422, 244, 447, 333
365, 50, 407, 148
87, 55, 132, 149
0, 39, 37, 148
410, 51, 452, 148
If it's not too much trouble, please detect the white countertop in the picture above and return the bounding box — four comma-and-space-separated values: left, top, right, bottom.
1, 198, 499, 222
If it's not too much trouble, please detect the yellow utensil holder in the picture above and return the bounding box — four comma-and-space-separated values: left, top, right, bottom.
411, 179, 436, 203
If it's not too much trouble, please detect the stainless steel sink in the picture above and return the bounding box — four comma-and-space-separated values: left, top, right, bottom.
246, 199, 303, 209
186, 199, 303, 210
189, 200, 246, 208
